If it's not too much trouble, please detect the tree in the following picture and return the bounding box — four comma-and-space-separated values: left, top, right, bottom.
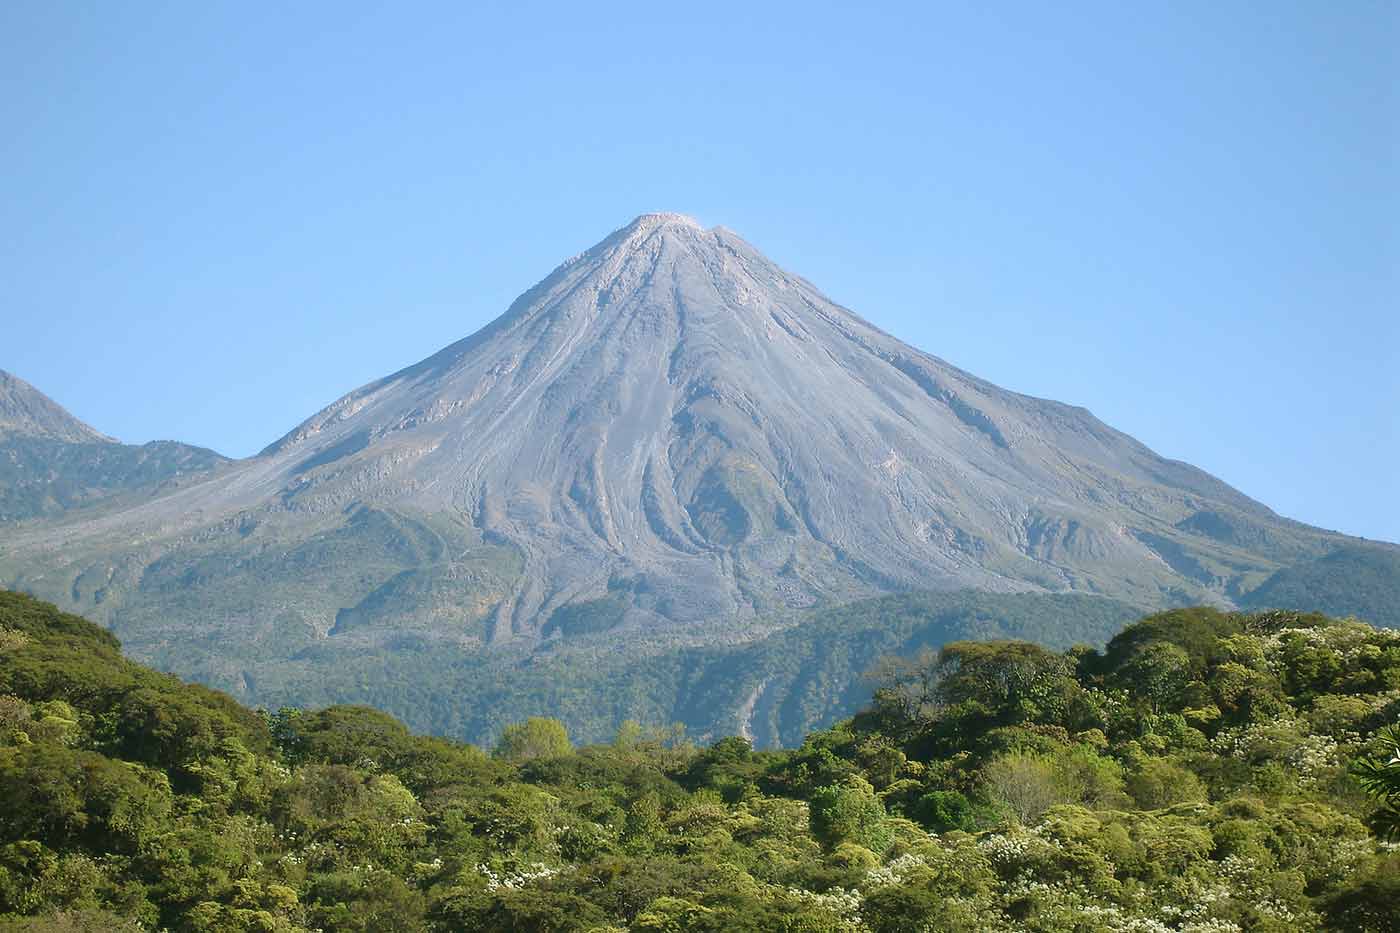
304, 869, 428, 933
0, 910, 145, 933
0, 745, 172, 853
1050, 745, 1126, 810
809, 776, 891, 852
983, 751, 1058, 824
622, 790, 666, 854
1117, 642, 1192, 714
866, 647, 942, 726
861, 884, 941, 933
1317, 862, 1400, 933
633, 896, 716, 932
914, 790, 977, 833
494, 717, 572, 762
936, 641, 1076, 725
1126, 758, 1207, 809
1099, 607, 1242, 679
1353, 724, 1400, 840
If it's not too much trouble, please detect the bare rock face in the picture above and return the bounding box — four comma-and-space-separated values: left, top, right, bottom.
0, 370, 113, 443
0, 215, 1364, 667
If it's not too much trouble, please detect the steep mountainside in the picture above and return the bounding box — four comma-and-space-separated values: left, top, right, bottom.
0, 215, 1390, 737
0, 370, 113, 443
0, 370, 229, 522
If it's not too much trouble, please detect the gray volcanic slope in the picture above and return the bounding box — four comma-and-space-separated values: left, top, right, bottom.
0, 214, 1362, 673
0, 370, 113, 443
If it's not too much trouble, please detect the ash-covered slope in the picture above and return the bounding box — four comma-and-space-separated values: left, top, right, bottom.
0, 215, 1364, 674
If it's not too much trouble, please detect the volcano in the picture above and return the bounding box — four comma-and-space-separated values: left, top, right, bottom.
0, 213, 1373, 739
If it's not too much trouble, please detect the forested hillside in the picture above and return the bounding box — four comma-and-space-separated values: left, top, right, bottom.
0, 436, 228, 522
0, 370, 227, 523
1, 591, 1398, 932
218, 590, 1143, 749
1241, 544, 1400, 629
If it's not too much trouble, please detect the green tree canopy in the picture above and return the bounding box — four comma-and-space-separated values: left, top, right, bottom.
493, 717, 572, 762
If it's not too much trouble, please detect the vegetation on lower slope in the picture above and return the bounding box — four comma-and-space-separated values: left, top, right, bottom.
1, 591, 1399, 931
0, 437, 227, 523
218, 590, 1143, 747
1241, 544, 1400, 629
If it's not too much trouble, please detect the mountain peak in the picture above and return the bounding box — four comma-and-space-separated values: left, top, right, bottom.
190, 207, 1307, 633
0, 212, 1368, 748
0, 370, 114, 443
626, 212, 704, 233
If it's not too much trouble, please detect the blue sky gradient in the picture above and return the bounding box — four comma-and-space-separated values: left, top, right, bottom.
3, 1, 1396, 540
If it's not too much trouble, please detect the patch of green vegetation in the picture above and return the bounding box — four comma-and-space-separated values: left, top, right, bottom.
2, 592, 1399, 930
0, 438, 226, 522
542, 595, 631, 639
90, 506, 518, 661
1242, 544, 1400, 628
209, 590, 1143, 748
685, 457, 790, 546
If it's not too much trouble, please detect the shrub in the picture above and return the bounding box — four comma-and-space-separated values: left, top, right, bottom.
1127, 758, 1208, 809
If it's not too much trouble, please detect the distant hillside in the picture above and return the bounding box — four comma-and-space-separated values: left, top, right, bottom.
1241, 544, 1400, 629
172, 589, 1143, 747
0, 369, 228, 523
0, 435, 229, 522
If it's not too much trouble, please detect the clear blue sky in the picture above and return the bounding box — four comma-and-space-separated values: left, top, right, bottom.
3, 1, 1396, 542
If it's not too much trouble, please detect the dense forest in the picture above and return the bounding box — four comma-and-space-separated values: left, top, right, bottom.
1, 590, 1398, 932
